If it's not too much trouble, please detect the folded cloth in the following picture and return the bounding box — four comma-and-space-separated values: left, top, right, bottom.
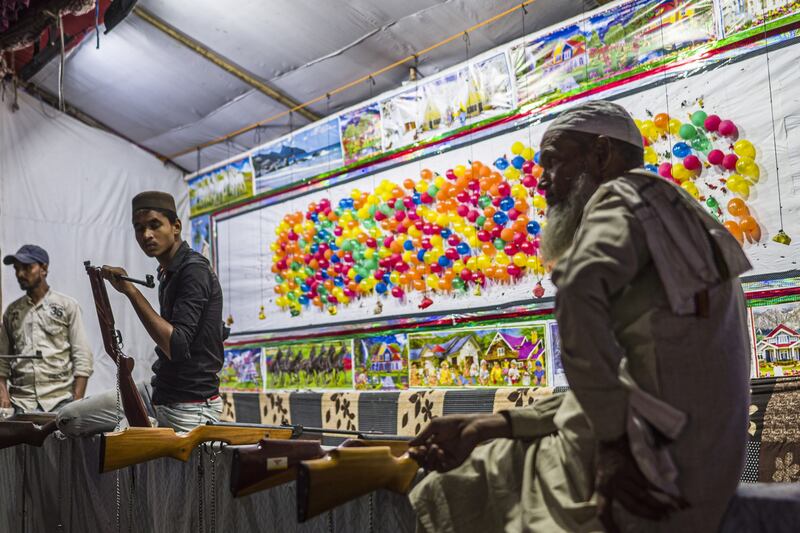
587, 170, 751, 315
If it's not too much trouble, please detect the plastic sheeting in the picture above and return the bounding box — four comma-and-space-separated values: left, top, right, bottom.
0, 436, 417, 532
29, 0, 598, 171
0, 90, 185, 396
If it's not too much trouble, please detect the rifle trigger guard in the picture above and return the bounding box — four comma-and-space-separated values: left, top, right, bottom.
114, 330, 124, 348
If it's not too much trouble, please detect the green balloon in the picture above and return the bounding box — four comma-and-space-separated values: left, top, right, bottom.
275, 275, 285, 283
691, 110, 707, 128
476, 215, 486, 227
691, 135, 711, 154
679, 124, 697, 140
427, 184, 439, 197
290, 261, 301, 271
379, 203, 393, 216
493, 238, 505, 250
478, 195, 492, 208
368, 205, 377, 216
453, 278, 465, 290
706, 197, 718, 209
394, 199, 406, 210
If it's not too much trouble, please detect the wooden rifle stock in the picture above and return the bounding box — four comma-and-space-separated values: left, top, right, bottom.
84, 262, 151, 428
99, 424, 295, 473
297, 447, 419, 522
0, 416, 58, 450
230, 438, 409, 498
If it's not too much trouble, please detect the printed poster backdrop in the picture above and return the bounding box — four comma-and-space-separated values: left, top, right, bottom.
511, 0, 715, 110
215, 41, 800, 334
407, 322, 548, 388
339, 102, 382, 164
190, 215, 212, 262
718, 0, 800, 38
264, 339, 353, 390
547, 321, 568, 388
220, 346, 264, 392
252, 118, 343, 194
750, 300, 800, 377
381, 53, 514, 151
353, 333, 409, 390
189, 157, 254, 217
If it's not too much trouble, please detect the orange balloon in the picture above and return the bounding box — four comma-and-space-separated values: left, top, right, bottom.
489, 184, 500, 197
413, 279, 426, 291
654, 113, 670, 131
420, 168, 433, 180
723, 220, 743, 244
500, 228, 515, 241
739, 215, 758, 233
727, 198, 749, 218
483, 206, 496, 218
403, 178, 415, 190
479, 166, 491, 178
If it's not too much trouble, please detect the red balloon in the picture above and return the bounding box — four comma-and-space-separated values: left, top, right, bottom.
718, 120, 738, 137
704, 114, 721, 132
707, 149, 724, 165
722, 153, 739, 171
477, 230, 491, 242
497, 182, 511, 197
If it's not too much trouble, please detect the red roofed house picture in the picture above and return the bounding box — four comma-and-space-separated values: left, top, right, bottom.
751, 301, 800, 377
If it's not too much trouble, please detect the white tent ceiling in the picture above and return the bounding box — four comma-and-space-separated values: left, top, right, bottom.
30, 0, 600, 172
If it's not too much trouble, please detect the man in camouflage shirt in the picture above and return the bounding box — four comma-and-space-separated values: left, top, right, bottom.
0, 245, 93, 415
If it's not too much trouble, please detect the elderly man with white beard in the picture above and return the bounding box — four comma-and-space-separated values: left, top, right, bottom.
408, 100, 752, 533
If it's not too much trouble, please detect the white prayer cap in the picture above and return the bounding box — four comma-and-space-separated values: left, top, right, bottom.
544, 100, 643, 150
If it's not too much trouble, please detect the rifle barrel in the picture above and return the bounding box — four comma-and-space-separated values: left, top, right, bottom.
0, 351, 43, 359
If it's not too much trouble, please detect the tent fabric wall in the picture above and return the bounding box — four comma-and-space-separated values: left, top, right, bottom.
0, 90, 186, 396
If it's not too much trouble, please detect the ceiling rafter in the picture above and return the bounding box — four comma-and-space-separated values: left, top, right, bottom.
132, 5, 321, 124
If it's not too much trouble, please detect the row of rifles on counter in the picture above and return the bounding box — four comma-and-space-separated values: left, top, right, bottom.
0, 264, 419, 523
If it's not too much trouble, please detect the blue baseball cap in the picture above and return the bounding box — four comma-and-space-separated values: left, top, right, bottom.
3, 245, 50, 266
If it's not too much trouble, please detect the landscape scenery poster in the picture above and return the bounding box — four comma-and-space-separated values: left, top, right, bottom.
717, 0, 800, 38
750, 300, 800, 377
408, 322, 548, 388
353, 333, 409, 390
264, 339, 353, 389
252, 118, 343, 193
339, 102, 383, 164
511, 0, 714, 108
189, 157, 254, 216
220, 346, 264, 392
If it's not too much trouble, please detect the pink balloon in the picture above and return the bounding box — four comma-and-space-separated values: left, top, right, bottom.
722, 153, 739, 171
707, 149, 724, 165
658, 162, 673, 178
683, 155, 701, 171
718, 120, 738, 137
704, 114, 721, 132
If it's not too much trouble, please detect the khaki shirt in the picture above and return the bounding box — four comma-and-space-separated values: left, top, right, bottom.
0, 290, 94, 412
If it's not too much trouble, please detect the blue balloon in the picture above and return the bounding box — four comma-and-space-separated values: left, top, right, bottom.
440, 228, 452, 239
382, 273, 391, 284
456, 242, 470, 255
511, 155, 525, 170
493, 211, 509, 225
526, 221, 541, 235
494, 157, 509, 170
329, 243, 339, 251
334, 277, 344, 286
438, 256, 451, 267
403, 240, 414, 251
534, 151, 541, 164
354, 274, 363, 283
645, 164, 658, 173
320, 271, 329, 279
375, 282, 388, 294
330, 254, 340, 263
412, 192, 422, 205
300, 283, 310, 292
310, 243, 319, 253
417, 249, 427, 262
310, 212, 319, 222
298, 295, 309, 305
499, 196, 515, 211
672, 142, 691, 158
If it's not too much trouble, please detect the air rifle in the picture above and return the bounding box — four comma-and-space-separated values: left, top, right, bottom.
230, 430, 410, 497
296, 446, 420, 522
99, 422, 295, 473
0, 413, 58, 450
84, 262, 151, 428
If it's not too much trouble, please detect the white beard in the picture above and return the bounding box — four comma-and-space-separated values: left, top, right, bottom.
540, 172, 598, 265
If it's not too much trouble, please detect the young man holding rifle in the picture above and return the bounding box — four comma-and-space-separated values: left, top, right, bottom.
58, 191, 225, 434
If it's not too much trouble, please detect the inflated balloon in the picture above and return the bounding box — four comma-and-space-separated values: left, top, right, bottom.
494, 157, 509, 170
691, 110, 708, 128
704, 114, 721, 132
707, 149, 724, 165
668, 118, 682, 136
681, 181, 699, 198
718, 120, 738, 137
684, 155, 701, 172
705, 197, 719, 209
735, 156, 760, 180
511, 141, 525, 155
727, 198, 748, 217
520, 147, 535, 161
690, 135, 712, 154
644, 146, 658, 164
511, 155, 525, 170
672, 142, 691, 158
739, 215, 761, 242
658, 162, 673, 179
733, 139, 756, 159
654, 113, 670, 131
679, 124, 698, 140
724, 220, 743, 244
527, 221, 541, 235
722, 153, 739, 171
671, 163, 691, 182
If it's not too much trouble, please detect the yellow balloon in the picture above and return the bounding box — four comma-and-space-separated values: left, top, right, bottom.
532, 195, 547, 210
466, 257, 478, 270
389, 271, 400, 285
477, 255, 491, 271
668, 118, 682, 136
511, 184, 527, 199
350, 189, 361, 201
735, 156, 760, 180
504, 167, 521, 180
453, 165, 467, 178
510, 141, 525, 155
415, 181, 428, 194
681, 181, 699, 199
733, 140, 756, 159
426, 274, 440, 290
671, 163, 690, 182
521, 147, 535, 161
495, 252, 510, 266
452, 260, 465, 274
644, 146, 658, 165
512, 252, 527, 267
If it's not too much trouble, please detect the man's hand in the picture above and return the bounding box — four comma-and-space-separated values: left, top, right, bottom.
595, 435, 688, 532
409, 413, 511, 473
101, 266, 136, 296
